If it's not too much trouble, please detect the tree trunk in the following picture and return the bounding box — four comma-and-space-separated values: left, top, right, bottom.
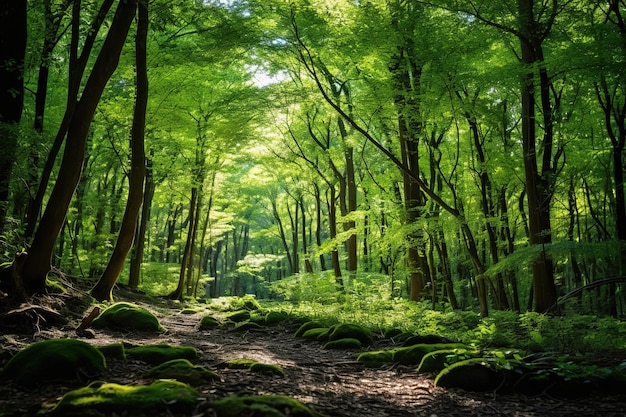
17, 0, 137, 296
169, 187, 197, 300
91, 0, 147, 302
129, 154, 154, 289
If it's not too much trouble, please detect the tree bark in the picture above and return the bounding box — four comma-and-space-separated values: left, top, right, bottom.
91, 0, 148, 302
18, 0, 137, 295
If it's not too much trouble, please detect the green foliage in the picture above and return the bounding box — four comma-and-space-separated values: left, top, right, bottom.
92, 302, 166, 332
0, 339, 106, 385
45, 380, 198, 415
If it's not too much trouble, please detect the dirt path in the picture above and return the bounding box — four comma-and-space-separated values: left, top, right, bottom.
1, 305, 625, 416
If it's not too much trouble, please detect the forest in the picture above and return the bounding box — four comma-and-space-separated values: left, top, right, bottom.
1, 0, 626, 416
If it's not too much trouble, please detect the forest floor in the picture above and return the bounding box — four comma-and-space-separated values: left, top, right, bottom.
1, 289, 626, 417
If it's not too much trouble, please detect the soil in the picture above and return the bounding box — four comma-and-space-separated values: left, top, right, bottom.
1, 290, 625, 417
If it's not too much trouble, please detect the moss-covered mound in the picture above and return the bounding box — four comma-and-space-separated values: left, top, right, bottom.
264, 311, 291, 325
328, 323, 373, 346
323, 338, 362, 350
401, 334, 450, 346
225, 310, 251, 323
46, 379, 198, 415
224, 358, 259, 369
393, 343, 467, 366
91, 302, 165, 332
356, 350, 395, 368
96, 343, 126, 360
0, 338, 105, 385
126, 344, 197, 365
200, 315, 221, 329
224, 358, 284, 376
232, 320, 263, 332
434, 358, 503, 391
417, 348, 478, 373
211, 395, 326, 417
301, 327, 330, 341
294, 321, 326, 337
144, 359, 219, 385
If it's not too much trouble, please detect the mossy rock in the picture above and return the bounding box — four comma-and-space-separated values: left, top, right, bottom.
212, 395, 326, 417
328, 323, 373, 346
225, 310, 251, 323
393, 343, 467, 366
418, 348, 478, 373
96, 343, 126, 360
301, 327, 330, 341
393, 332, 415, 343
356, 350, 395, 368
383, 328, 403, 339
126, 344, 197, 365
294, 321, 325, 337
224, 358, 259, 369
250, 362, 284, 376
92, 302, 165, 332
434, 358, 503, 391
323, 338, 362, 350
401, 334, 450, 346
0, 338, 105, 385
232, 320, 263, 332
200, 315, 221, 329
144, 359, 219, 386
264, 311, 291, 325
47, 379, 198, 415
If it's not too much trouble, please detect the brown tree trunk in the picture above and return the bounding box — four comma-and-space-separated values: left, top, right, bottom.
169, 187, 198, 300
18, 0, 137, 296
91, 0, 147, 301
129, 154, 154, 290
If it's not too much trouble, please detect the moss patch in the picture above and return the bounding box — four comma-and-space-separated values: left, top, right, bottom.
356, 350, 395, 368
232, 320, 263, 332
126, 344, 197, 365
92, 302, 165, 332
434, 358, 503, 391
0, 338, 105, 385
393, 343, 467, 366
328, 323, 373, 345
250, 362, 284, 376
418, 348, 478, 373
96, 343, 126, 360
47, 379, 198, 415
144, 359, 219, 385
401, 334, 450, 346
224, 358, 259, 369
264, 311, 290, 325
200, 315, 221, 329
211, 395, 326, 417
294, 321, 326, 337
323, 338, 362, 350
225, 310, 251, 323
301, 327, 330, 341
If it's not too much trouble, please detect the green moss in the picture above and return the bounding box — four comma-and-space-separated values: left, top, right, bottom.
393, 343, 467, 366
434, 358, 503, 391
96, 343, 126, 360
356, 350, 395, 368
92, 302, 165, 332
126, 344, 197, 365
200, 315, 221, 329
232, 321, 263, 332
301, 327, 330, 340
383, 328, 403, 339
328, 323, 373, 345
323, 338, 362, 350
418, 348, 478, 373
401, 334, 449, 346
225, 358, 259, 369
48, 379, 198, 414
144, 359, 219, 385
0, 339, 105, 385
264, 311, 290, 325
240, 295, 262, 311
225, 310, 251, 323
250, 362, 284, 376
211, 395, 326, 417
294, 321, 326, 337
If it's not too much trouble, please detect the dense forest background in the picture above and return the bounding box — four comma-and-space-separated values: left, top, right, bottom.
2, 0, 626, 319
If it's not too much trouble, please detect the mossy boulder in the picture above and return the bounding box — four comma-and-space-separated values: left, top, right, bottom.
401, 334, 450, 346
224, 358, 259, 369
328, 323, 373, 346
92, 302, 165, 332
264, 311, 291, 325
383, 328, 404, 339
418, 348, 478, 373
96, 343, 126, 360
225, 310, 251, 323
126, 344, 197, 365
144, 359, 219, 385
393, 343, 467, 366
200, 315, 221, 329
294, 321, 326, 337
301, 327, 330, 341
434, 358, 503, 391
323, 338, 362, 350
211, 395, 326, 417
232, 320, 263, 332
0, 338, 105, 385
356, 350, 395, 368
46, 379, 198, 415
250, 362, 284, 376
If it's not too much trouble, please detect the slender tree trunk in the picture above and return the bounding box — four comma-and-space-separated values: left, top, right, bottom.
313, 183, 327, 270
129, 154, 153, 289
18, 0, 137, 296
91, 0, 147, 301
169, 187, 197, 300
